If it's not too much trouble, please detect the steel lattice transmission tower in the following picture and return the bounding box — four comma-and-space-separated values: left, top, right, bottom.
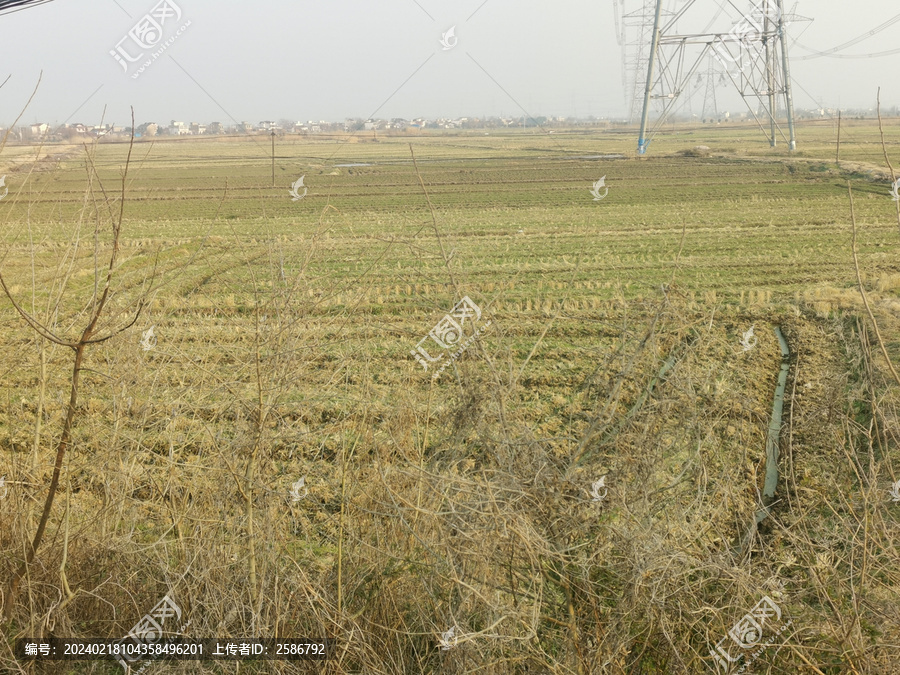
636, 0, 807, 154
619, 0, 669, 123
700, 58, 720, 121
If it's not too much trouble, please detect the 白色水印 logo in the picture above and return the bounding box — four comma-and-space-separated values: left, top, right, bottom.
290, 476, 308, 502
711, 1, 781, 74
140, 326, 157, 352
114, 594, 187, 672
439, 626, 457, 650
590, 176, 609, 201
289, 176, 308, 201
889, 479, 900, 502
411, 296, 492, 380
110, 0, 191, 80
590, 476, 608, 502
440, 26, 458, 50
740, 325, 757, 352
709, 595, 793, 673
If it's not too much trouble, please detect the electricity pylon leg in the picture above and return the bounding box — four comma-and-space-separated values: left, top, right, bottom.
635, 0, 801, 154
766, 0, 777, 146
777, 0, 797, 150
637, 0, 663, 155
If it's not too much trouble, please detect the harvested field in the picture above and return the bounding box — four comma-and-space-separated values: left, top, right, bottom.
2, 121, 900, 673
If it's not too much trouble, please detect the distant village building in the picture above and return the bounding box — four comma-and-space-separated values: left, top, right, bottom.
4, 113, 663, 144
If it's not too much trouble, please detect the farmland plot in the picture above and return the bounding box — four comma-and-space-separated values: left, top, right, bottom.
1, 123, 900, 673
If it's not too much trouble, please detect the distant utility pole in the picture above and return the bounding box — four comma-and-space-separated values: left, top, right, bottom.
270, 127, 276, 187
836, 110, 842, 163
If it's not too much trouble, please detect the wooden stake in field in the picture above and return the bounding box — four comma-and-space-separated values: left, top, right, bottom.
271, 128, 276, 187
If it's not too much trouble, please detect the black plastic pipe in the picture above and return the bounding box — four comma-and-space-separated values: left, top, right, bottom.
739, 326, 791, 554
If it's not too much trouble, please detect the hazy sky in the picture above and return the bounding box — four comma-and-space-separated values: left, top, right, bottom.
0, 0, 898, 127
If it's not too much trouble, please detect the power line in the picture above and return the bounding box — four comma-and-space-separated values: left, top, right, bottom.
787, 76, 871, 151
793, 11, 900, 60
0, 0, 55, 15
794, 46, 900, 61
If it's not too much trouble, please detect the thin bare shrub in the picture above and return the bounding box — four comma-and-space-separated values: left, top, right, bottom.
1, 120, 153, 621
